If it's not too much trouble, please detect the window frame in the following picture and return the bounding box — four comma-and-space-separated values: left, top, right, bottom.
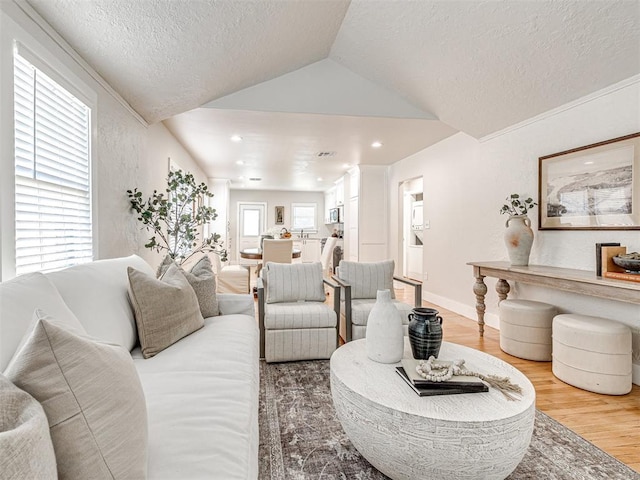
0, 35, 97, 280
290, 202, 318, 233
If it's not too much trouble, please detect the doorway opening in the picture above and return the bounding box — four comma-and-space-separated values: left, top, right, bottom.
399, 177, 423, 281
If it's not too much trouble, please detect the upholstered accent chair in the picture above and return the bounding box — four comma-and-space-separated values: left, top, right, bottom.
209, 253, 250, 294
333, 260, 422, 342
257, 261, 340, 363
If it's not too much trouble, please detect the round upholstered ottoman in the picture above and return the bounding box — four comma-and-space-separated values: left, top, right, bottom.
499, 299, 557, 361
552, 314, 632, 395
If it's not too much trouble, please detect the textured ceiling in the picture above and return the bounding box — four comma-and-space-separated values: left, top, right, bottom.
26, 0, 351, 123
331, 0, 640, 137
24, 0, 640, 190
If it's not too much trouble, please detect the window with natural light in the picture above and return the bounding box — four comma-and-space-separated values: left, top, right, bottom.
13, 52, 93, 275
291, 203, 317, 232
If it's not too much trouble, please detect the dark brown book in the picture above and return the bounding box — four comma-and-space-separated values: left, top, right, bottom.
596, 243, 620, 276
396, 367, 488, 397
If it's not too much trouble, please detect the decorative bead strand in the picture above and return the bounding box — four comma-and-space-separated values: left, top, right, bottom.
414, 356, 524, 400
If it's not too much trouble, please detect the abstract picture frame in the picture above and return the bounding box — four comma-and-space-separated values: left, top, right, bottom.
275, 206, 284, 225
538, 132, 640, 230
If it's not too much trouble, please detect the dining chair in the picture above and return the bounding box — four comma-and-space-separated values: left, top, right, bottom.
320, 237, 338, 277
208, 252, 250, 294
261, 239, 293, 268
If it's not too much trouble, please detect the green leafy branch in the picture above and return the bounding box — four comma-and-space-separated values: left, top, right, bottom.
127, 169, 227, 264
500, 194, 537, 216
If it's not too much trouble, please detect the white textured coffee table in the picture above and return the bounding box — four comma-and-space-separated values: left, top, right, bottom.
330, 339, 535, 480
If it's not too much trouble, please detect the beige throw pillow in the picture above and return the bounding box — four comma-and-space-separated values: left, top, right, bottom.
128, 263, 204, 358
0, 374, 57, 479
4, 312, 148, 480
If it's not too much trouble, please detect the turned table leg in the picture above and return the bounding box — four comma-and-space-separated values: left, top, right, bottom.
472, 271, 488, 337
496, 278, 511, 303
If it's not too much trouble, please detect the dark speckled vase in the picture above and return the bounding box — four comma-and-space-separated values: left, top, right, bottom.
408, 307, 443, 359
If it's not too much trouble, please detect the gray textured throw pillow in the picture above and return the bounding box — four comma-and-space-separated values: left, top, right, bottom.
128, 263, 204, 358
182, 255, 218, 318
0, 374, 57, 480
4, 311, 148, 480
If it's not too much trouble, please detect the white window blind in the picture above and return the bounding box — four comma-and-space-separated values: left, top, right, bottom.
13, 53, 93, 275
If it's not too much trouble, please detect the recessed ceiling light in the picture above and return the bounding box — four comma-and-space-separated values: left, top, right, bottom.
342, 163, 350, 169
371, 141, 382, 148
230, 135, 243, 142
238, 176, 244, 180
317, 177, 323, 181
236, 160, 244, 165
584, 161, 594, 165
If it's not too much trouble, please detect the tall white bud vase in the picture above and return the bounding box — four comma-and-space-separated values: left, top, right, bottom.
366, 289, 404, 364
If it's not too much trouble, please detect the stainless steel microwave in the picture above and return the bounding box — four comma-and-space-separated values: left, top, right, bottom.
329, 207, 340, 223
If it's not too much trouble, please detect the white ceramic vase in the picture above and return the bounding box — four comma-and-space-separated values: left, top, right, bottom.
366, 289, 404, 364
504, 215, 534, 266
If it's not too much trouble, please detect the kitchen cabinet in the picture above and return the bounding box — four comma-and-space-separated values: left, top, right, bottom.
335, 177, 344, 206
324, 187, 336, 224
344, 166, 387, 262
293, 238, 321, 263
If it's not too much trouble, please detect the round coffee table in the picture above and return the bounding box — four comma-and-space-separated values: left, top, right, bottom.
330, 339, 535, 480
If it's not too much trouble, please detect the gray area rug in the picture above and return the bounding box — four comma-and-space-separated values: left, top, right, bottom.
259, 360, 639, 480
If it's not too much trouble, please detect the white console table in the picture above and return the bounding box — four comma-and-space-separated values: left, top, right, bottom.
467, 261, 640, 336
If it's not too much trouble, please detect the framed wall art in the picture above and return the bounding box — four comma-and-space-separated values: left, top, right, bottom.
275, 206, 284, 225
538, 132, 640, 230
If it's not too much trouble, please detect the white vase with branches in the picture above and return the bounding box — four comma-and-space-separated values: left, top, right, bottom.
500, 194, 537, 266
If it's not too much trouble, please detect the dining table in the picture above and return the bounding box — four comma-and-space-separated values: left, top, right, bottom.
239, 247, 302, 260
240, 247, 302, 277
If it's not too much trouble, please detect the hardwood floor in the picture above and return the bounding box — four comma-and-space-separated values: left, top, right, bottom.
253, 272, 640, 471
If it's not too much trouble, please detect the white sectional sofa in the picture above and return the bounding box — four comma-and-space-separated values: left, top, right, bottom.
0, 255, 259, 479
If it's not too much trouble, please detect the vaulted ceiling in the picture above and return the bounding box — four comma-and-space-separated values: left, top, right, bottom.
26, 0, 640, 190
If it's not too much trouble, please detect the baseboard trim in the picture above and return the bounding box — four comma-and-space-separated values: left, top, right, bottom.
422, 291, 500, 331
633, 363, 640, 386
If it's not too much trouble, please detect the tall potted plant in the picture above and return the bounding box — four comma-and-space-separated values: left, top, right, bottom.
127, 170, 227, 266
500, 194, 537, 266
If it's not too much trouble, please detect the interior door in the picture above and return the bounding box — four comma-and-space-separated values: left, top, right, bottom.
237, 202, 266, 262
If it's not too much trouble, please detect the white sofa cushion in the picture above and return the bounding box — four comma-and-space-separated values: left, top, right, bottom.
264, 262, 325, 304
128, 264, 204, 359
0, 272, 85, 371
0, 374, 57, 479
5, 312, 148, 480
131, 313, 259, 480
46, 254, 154, 351
265, 302, 337, 329
339, 260, 396, 299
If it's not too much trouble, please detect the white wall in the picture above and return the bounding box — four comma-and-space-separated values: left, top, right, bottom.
388, 78, 640, 380
228, 189, 329, 261
0, 2, 206, 277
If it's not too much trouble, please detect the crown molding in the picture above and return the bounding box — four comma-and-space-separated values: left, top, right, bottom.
12, 0, 148, 127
